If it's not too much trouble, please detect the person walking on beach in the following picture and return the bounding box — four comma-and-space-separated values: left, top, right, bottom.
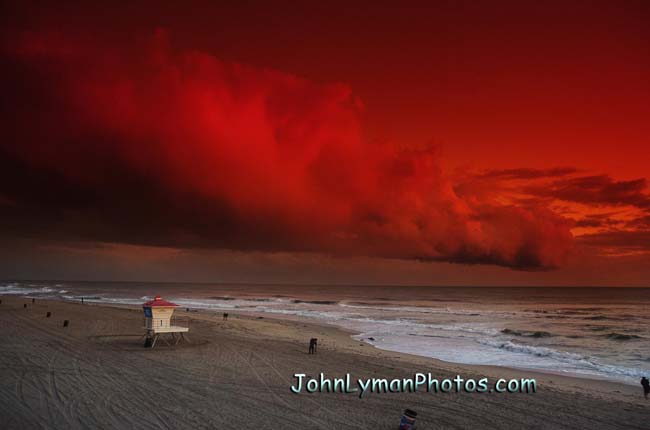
308, 338, 317, 354
223, 312, 228, 320
641, 376, 650, 399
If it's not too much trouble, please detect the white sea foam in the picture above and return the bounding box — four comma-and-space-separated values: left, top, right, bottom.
0, 284, 58, 295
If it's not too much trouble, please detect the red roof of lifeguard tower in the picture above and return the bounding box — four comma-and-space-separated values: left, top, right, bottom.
142, 295, 178, 307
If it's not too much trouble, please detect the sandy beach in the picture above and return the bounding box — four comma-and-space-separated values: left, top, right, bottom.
0, 296, 647, 429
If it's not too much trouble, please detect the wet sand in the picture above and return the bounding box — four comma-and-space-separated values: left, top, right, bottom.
0, 297, 647, 429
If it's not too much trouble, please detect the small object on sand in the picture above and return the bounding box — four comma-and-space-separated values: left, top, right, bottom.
63, 320, 69, 327
223, 312, 228, 320
46, 312, 51, 318
399, 409, 417, 430
186, 307, 190, 312
368, 337, 375, 341
32, 298, 35, 303
24, 303, 27, 308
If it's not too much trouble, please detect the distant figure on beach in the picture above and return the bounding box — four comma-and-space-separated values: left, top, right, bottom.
308, 338, 318, 354
641, 377, 650, 399
81, 297, 84, 304
223, 313, 228, 320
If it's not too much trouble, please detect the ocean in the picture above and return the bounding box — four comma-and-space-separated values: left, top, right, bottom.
2, 281, 649, 385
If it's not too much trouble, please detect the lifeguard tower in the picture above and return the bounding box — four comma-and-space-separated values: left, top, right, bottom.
142, 296, 189, 348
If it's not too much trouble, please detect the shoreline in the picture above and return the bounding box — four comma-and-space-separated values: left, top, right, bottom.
50, 295, 647, 388
19, 296, 647, 395
1, 296, 648, 429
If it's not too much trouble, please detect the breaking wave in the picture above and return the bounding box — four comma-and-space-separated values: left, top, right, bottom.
603, 333, 642, 341
501, 328, 554, 338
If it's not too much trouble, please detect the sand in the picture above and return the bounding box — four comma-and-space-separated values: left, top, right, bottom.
0, 297, 648, 429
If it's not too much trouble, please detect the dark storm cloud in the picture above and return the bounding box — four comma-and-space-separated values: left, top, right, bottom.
0, 29, 575, 270
527, 175, 650, 208
479, 167, 579, 180
573, 213, 623, 229
624, 215, 650, 229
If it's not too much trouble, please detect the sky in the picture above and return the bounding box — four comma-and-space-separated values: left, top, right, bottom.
1, 1, 649, 285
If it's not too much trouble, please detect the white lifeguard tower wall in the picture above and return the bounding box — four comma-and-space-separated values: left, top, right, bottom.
145, 306, 174, 329
142, 296, 188, 334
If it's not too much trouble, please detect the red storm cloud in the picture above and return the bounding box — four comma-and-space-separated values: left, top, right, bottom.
0, 30, 574, 269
